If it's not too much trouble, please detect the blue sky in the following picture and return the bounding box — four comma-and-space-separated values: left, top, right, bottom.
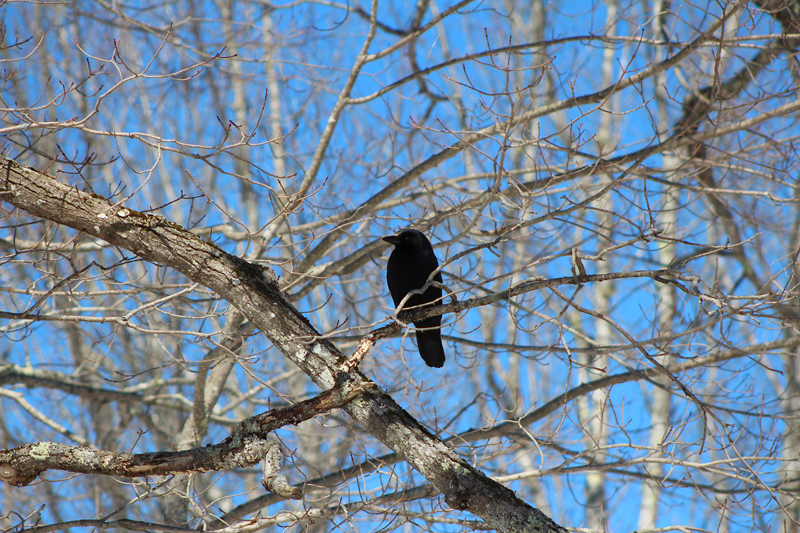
2, 1, 797, 531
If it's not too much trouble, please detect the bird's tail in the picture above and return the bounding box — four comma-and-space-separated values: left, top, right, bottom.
415, 327, 445, 368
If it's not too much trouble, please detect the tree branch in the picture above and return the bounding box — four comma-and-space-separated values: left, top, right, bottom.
0, 372, 371, 488
0, 154, 566, 533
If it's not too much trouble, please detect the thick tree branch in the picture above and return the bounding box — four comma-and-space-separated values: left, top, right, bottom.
0, 155, 566, 533
0, 372, 371, 488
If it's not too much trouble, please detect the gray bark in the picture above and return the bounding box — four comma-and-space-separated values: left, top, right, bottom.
0, 154, 566, 533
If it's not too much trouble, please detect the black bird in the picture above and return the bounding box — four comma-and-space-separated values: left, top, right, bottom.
383, 229, 446, 368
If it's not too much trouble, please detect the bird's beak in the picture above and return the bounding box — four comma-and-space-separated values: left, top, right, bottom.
383, 235, 402, 245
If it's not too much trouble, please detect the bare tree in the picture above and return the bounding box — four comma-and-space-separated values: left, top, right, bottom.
2, 0, 799, 531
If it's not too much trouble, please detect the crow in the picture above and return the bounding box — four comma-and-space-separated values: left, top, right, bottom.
383, 229, 446, 368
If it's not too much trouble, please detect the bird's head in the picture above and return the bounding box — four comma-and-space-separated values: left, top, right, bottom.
383, 229, 433, 251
